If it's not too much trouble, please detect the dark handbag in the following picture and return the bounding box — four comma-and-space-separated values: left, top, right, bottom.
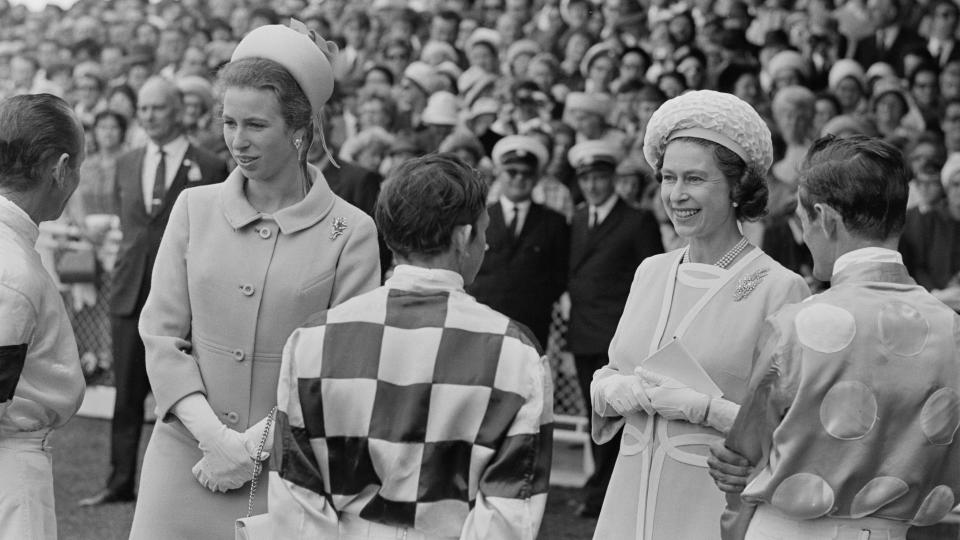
56, 242, 98, 284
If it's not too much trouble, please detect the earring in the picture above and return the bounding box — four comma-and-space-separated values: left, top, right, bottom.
294, 138, 302, 150
732, 202, 739, 208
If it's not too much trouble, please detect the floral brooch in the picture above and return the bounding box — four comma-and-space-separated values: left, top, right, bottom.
330, 216, 347, 240
734, 268, 769, 302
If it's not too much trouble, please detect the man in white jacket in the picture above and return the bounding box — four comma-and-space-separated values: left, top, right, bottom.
0, 93, 87, 540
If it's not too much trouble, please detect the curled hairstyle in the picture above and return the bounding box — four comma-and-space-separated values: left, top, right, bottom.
0, 94, 82, 193
376, 153, 488, 259
799, 135, 910, 239
661, 136, 768, 221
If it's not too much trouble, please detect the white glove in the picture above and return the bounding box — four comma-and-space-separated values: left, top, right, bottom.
592, 373, 652, 417
192, 424, 260, 492
635, 368, 710, 425
173, 393, 263, 493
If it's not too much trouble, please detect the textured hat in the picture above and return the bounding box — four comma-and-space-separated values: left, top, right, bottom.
568, 140, 622, 173
435, 60, 463, 82
420, 91, 460, 126
828, 59, 866, 92
465, 27, 502, 53
643, 90, 773, 176
231, 22, 337, 115
492, 135, 550, 171
579, 42, 615, 78
767, 49, 810, 80
942, 153, 960, 187
403, 61, 443, 95
565, 91, 614, 118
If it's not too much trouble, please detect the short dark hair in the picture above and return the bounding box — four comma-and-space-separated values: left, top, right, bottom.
659, 136, 768, 221
798, 135, 910, 240
0, 94, 82, 193
93, 109, 129, 143
376, 153, 488, 259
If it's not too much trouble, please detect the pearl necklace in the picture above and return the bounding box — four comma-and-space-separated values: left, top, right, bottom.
682, 237, 750, 269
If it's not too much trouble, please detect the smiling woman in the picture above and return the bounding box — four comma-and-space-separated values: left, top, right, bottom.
129, 24, 381, 540
588, 91, 810, 540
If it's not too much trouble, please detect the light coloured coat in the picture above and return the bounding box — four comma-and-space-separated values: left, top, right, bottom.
129, 165, 381, 540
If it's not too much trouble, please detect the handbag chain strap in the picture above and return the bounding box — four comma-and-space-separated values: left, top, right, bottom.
246, 406, 277, 518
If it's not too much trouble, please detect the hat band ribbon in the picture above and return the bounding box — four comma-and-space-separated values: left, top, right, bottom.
668, 127, 750, 166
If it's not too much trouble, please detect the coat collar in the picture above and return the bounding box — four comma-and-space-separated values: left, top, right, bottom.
831, 261, 915, 288
0, 194, 38, 248
220, 163, 335, 234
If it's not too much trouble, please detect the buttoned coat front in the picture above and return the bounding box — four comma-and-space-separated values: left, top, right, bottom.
130, 165, 381, 540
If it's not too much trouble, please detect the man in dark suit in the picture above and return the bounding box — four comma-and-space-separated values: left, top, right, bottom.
851, 0, 925, 75
566, 140, 664, 518
926, 0, 960, 68
79, 77, 227, 506
468, 135, 569, 347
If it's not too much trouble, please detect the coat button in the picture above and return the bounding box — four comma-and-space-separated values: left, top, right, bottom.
240, 284, 255, 296
257, 227, 271, 239
225, 411, 239, 424
232, 349, 245, 361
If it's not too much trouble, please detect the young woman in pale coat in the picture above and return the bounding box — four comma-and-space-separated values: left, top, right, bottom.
129, 24, 381, 539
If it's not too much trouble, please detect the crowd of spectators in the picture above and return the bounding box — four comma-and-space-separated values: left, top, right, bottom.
4, 0, 960, 372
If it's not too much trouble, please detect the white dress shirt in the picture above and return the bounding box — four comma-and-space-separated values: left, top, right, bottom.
500, 197, 531, 236
141, 135, 189, 212
589, 194, 619, 228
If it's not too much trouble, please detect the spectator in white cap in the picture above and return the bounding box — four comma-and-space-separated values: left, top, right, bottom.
590, 90, 809, 538
398, 61, 442, 130
505, 39, 541, 80
420, 90, 461, 151
564, 91, 626, 149
468, 134, 569, 347
176, 75, 217, 149
766, 49, 811, 95
828, 59, 867, 115
565, 136, 665, 519
339, 126, 395, 175
465, 27, 502, 75
580, 42, 618, 94
129, 21, 381, 539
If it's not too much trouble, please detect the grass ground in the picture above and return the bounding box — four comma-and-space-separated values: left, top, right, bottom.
52, 417, 598, 539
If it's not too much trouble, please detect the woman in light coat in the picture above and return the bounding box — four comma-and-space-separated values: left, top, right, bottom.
130, 24, 381, 540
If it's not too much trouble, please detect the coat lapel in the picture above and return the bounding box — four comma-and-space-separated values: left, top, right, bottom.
151, 146, 191, 221
128, 148, 148, 219
573, 199, 625, 271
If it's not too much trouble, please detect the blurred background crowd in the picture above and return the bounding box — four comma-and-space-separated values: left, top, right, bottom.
2, 0, 959, 426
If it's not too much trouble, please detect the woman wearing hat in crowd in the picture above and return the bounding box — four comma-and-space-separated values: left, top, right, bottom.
130, 23, 381, 539
590, 90, 809, 539
581, 42, 618, 94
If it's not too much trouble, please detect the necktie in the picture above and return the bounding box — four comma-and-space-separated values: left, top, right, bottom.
507, 206, 520, 238
151, 146, 166, 216
589, 207, 599, 230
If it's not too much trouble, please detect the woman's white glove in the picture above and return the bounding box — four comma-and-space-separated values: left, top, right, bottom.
635, 368, 710, 424
591, 373, 652, 417
192, 424, 260, 493
173, 393, 264, 493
